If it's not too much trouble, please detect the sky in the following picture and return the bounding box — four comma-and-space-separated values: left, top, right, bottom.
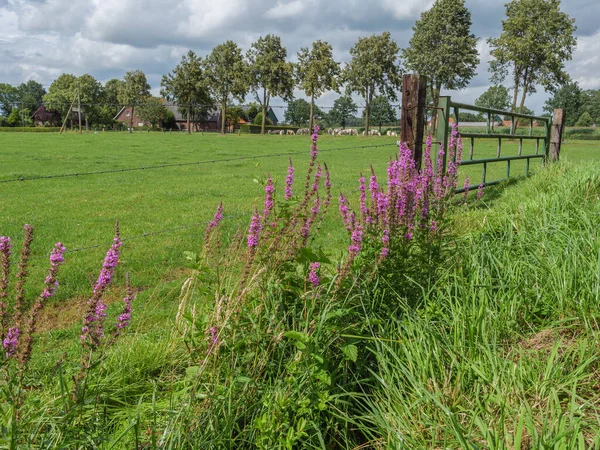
0, 0, 598, 116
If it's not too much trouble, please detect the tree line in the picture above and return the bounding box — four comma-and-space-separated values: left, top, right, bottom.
0, 0, 581, 133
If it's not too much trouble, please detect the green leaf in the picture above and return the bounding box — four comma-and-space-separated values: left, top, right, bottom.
185, 366, 200, 379
283, 331, 309, 342
341, 344, 358, 362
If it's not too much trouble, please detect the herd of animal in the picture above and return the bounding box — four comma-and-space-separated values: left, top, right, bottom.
265, 128, 399, 136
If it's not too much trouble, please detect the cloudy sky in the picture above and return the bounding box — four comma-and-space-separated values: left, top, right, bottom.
0, 0, 598, 115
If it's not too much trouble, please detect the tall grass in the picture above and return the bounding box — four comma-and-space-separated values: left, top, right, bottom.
356, 161, 600, 448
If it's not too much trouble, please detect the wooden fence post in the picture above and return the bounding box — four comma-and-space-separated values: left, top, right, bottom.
436, 96, 451, 172
401, 73, 427, 169
549, 108, 565, 162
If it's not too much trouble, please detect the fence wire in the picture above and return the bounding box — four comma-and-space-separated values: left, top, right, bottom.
1, 142, 399, 184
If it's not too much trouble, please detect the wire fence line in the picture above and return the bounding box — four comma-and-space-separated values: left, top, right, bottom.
25, 213, 253, 263
3, 101, 403, 110
1, 142, 399, 184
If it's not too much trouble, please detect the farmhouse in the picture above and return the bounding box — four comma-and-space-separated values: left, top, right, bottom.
31, 105, 87, 127
113, 102, 279, 131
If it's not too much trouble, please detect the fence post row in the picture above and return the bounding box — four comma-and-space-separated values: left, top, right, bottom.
400, 73, 427, 169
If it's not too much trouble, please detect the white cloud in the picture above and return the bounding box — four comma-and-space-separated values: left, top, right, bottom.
264, 0, 307, 20
380, 0, 433, 20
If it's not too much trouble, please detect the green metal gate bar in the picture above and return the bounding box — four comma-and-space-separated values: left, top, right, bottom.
435, 96, 552, 193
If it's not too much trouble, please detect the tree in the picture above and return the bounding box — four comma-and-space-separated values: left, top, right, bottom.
246, 103, 260, 123
205, 41, 248, 134
225, 105, 245, 130
345, 32, 402, 134
543, 82, 581, 126
475, 85, 511, 111
285, 99, 324, 126
7, 108, 32, 127
75, 74, 103, 129
488, 0, 577, 112
161, 51, 211, 134
247, 35, 294, 135
253, 113, 273, 126
296, 40, 340, 131
367, 96, 397, 132
137, 97, 167, 129
579, 90, 600, 126
17, 80, 46, 112
0, 84, 18, 116
97, 79, 124, 126
402, 0, 479, 134
44, 74, 78, 126
576, 112, 594, 127
327, 96, 358, 129
118, 70, 151, 133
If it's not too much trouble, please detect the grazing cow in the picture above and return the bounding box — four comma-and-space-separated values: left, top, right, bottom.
287, 130, 295, 135
280, 130, 285, 136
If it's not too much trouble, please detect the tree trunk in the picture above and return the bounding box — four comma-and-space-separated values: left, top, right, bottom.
364, 87, 371, 135
129, 106, 134, 134
309, 94, 314, 132
85, 116, 89, 131
221, 102, 226, 134
511, 69, 522, 112
187, 109, 191, 134
261, 90, 268, 135
518, 83, 529, 113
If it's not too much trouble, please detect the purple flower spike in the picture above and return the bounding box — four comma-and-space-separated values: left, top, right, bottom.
285, 158, 295, 200
308, 262, 320, 287
247, 209, 262, 249
349, 224, 363, 256
477, 183, 485, 200
263, 176, 275, 222
3, 326, 19, 358
463, 176, 470, 203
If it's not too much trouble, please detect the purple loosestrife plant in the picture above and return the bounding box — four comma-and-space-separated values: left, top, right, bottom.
247, 209, 262, 249
477, 183, 485, 200
304, 125, 320, 195
308, 262, 320, 288
285, 158, 295, 200
263, 176, 275, 224
114, 274, 135, 340
81, 230, 122, 350
463, 176, 470, 204
0, 236, 12, 337
20, 242, 66, 367
3, 326, 19, 358
13, 224, 34, 327
336, 127, 463, 290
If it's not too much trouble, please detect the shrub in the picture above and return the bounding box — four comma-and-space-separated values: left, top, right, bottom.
576, 112, 594, 127
252, 112, 273, 126
0, 127, 61, 132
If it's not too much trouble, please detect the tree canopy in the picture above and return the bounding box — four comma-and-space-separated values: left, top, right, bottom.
118, 70, 151, 133
205, 41, 248, 134
543, 82, 582, 126
0, 84, 18, 116
402, 0, 479, 134
285, 99, 324, 126
247, 34, 294, 134
296, 40, 340, 131
137, 97, 167, 128
366, 96, 397, 131
345, 32, 401, 134
488, 0, 577, 112
327, 96, 358, 129
161, 51, 211, 134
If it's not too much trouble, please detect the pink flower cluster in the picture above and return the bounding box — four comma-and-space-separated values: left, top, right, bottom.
308, 262, 320, 287
81, 235, 122, 347
285, 158, 295, 200
247, 209, 262, 249
339, 125, 463, 261
3, 326, 19, 358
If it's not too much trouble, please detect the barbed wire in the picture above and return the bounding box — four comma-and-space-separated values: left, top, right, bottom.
1, 100, 407, 110
26, 213, 252, 263
0, 142, 399, 184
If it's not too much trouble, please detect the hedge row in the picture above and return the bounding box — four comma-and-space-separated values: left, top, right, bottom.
0, 127, 61, 132
564, 128, 597, 137
240, 124, 300, 134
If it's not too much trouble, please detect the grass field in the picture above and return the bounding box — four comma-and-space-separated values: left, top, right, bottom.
1, 132, 597, 303
2, 131, 600, 447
